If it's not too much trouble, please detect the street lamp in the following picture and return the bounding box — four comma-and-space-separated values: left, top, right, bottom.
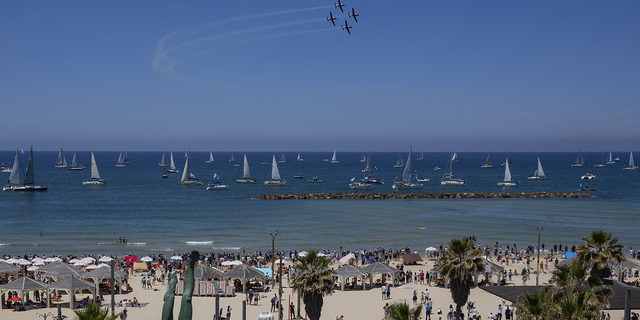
534, 226, 543, 286
267, 231, 279, 289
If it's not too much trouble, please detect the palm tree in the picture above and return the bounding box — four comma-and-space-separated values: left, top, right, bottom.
74, 302, 118, 320
437, 238, 484, 319
576, 230, 625, 279
516, 288, 550, 320
551, 289, 601, 320
550, 260, 611, 307
289, 251, 336, 320
389, 300, 422, 320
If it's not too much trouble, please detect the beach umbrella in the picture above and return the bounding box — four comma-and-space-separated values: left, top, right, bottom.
274, 259, 287, 264
18, 259, 32, 266
98, 256, 113, 263
170, 256, 183, 261
140, 256, 153, 262
44, 257, 62, 263
85, 265, 100, 270
221, 260, 242, 266
425, 247, 438, 251
297, 252, 308, 258
8, 297, 22, 302
80, 257, 95, 263
27, 266, 39, 271
74, 261, 88, 267
68, 258, 80, 263
5, 258, 19, 264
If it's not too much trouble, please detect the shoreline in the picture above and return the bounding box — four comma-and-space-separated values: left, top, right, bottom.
253, 191, 594, 200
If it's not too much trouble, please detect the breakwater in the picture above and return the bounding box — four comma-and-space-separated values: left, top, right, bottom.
253, 191, 594, 200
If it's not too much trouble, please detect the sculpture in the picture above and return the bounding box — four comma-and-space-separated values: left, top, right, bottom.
161, 273, 178, 320
178, 250, 198, 320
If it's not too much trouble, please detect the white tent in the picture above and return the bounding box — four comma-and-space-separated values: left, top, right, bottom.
338, 253, 356, 265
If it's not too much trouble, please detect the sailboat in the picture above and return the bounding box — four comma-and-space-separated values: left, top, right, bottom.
279, 153, 286, 163
571, 149, 584, 167
500, 151, 511, 166
441, 151, 465, 186
329, 150, 340, 163
55, 148, 68, 168
69, 150, 86, 170
229, 153, 236, 162
207, 173, 229, 190
180, 154, 202, 185
359, 151, 383, 184
452, 152, 459, 162
360, 154, 366, 162
392, 148, 423, 190
417, 151, 424, 161
362, 151, 372, 173
606, 151, 616, 165
350, 176, 373, 189
323, 152, 330, 162
581, 164, 596, 179
481, 151, 494, 168
205, 152, 214, 163
122, 151, 130, 163
264, 155, 286, 185
236, 154, 256, 183
623, 150, 637, 170
4, 147, 48, 191
594, 152, 607, 167
297, 153, 304, 162
498, 158, 518, 186
159, 153, 168, 167
527, 156, 545, 180
82, 152, 106, 185
393, 153, 404, 168
115, 152, 126, 167
167, 151, 179, 173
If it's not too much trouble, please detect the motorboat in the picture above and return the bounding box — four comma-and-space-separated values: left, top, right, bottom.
294, 173, 305, 179
580, 185, 596, 191
308, 177, 322, 183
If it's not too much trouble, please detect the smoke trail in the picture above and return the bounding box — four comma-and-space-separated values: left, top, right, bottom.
153, 5, 334, 77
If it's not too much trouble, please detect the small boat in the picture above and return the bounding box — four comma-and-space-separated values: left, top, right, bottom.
329, 150, 340, 164
571, 149, 584, 167
415, 170, 430, 182
279, 153, 286, 163
527, 156, 545, 180
82, 152, 106, 185
392, 148, 423, 190
4, 147, 48, 191
606, 151, 616, 165
360, 154, 366, 162
417, 151, 424, 161
115, 152, 126, 167
297, 153, 304, 162
122, 151, 131, 163
362, 151, 372, 172
205, 152, 214, 163
180, 154, 202, 185
350, 178, 373, 189
623, 150, 637, 170
323, 152, 330, 162
580, 185, 596, 191
393, 153, 404, 168
294, 173, 305, 179
593, 151, 606, 167
159, 153, 168, 167
497, 158, 518, 187
481, 151, 494, 168
69, 150, 86, 170
581, 164, 596, 179
55, 148, 68, 168
614, 156, 621, 162
162, 172, 168, 178
264, 155, 286, 185
441, 151, 465, 186
207, 173, 229, 190
308, 177, 322, 183
236, 154, 257, 183
360, 176, 384, 184
229, 153, 235, 162
167, 151, 179, 173
500, 151, 511, 166
433, 167, 441, 171
0, 165, 10, 173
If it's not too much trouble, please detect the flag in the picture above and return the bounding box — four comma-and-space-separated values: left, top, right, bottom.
213, 173, 220, 181
189, 173, 196, 179
350, 177, 355, 182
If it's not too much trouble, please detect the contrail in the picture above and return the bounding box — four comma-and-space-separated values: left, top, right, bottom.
153, 5, 334, 77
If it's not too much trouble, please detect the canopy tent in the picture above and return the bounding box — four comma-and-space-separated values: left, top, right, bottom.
360, 262, 398, 288
194, 264, 224, 280
81, 265, 128, 294
333, 265, 366, 291
256, 268, 272, 278
0, 277, 49, 310
224, 264, 265, 293
338, 253, 356, 265
37, 261, 84, 279
0, 261, 20, 274
557, 255, 579, 266
402, 253, 423, 265
47, 276, 96, 309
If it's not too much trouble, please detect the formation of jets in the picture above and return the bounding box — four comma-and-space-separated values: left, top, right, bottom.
327, 0, 359, 35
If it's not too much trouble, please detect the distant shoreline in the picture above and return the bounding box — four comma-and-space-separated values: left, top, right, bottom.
253, 191, 594, 200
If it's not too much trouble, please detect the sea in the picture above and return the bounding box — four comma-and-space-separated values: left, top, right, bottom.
1, 150, 638, 258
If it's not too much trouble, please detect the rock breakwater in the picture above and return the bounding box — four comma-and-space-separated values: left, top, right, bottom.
253, 192, 593, 200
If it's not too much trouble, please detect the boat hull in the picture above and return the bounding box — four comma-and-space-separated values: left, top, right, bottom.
115, 164, 126, 167
441, 179, 466, 186
623, 166, 638, 170
181, 180, 203, 185
159, 163, 168, 167
54, 165, 67, 168
167, 169, 179, 173
69, 167, 86, 171
527, 176, 545, 180
236, 179, 257, 184
497, 181, 519, 187
207, 184, 229, 190
481, 164, 494, 168
5, 185, 48, 191
264, 180, 286, 186
350, 182, 372, 189
82, 180, 106, 185
392, 183, 423, 190
330, 160, 340, 164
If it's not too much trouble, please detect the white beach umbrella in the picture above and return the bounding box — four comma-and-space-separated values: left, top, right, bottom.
73, 261, 88, 267
297, 252, 308, 258
221, 260, 242, 266
81, 257, 96, 263
425, 247, 438, 252
170, 256, 183, 261
98, 256, 113, 263
18, 259, 32, 266
43, 257, 61, 263
31, 257, 45, 263
68, 258, 80, 263
85, 265, 100, 270
140, 256, 153, 262
32, 261, 46, 266
5, 258, 19, 264
274, 259, 287, 265
27, 266, 39, 271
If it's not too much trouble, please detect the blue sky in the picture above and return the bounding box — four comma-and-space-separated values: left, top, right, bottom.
1, 1, 638, 152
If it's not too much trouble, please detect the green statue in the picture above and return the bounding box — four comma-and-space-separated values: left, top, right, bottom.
178, 251, 198, 320
161, 273, 178, 320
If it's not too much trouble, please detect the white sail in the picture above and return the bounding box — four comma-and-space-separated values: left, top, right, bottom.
401, 148, 413, 183
573, 149, 584, 166
242, 154, 251, 179
116, 152, 124, 165
23, 146, 35, 186
271, 155, 281, 180
452, 152, 458, 162
297, 153, 302, 161
169, 152, 176, 170
70, 150, 79, 168
90, 152, 100, 180
607, 151, 614, 163
485, 152, 492, 165
629, 151, 635, 167
329, 150, 339, 163
364, 151, 371, 171
536, 157, 545, 178
181, 156, 190, 182
123, 151, 130, 163
209, 152, 214, 162
503, 158, 512, 182
7, 150, 21, 186
159, 153, 167, 166
56, 148, 67, 167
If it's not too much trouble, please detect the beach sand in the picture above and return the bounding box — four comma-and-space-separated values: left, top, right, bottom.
1, 256, 629, 320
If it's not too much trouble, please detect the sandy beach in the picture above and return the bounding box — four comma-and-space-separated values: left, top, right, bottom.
1, 254, 632, 320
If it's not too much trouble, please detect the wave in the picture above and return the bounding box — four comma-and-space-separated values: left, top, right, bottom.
127, 243, 147, 246
211, 247, 241, 250
181, 241, 215, 245
0, 243, 8, 246
147, 248, 174, 252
